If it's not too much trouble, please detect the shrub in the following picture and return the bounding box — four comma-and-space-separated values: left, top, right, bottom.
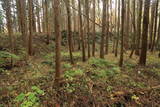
89, 58, 115, 68
0, 51, 20, 67
15, 86, 44, 107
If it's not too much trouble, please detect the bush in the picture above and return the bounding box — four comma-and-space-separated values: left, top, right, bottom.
15, 86, 44, 107
64, 69, 84, 81
0, 51, 20, 67
89, 58, 115, 68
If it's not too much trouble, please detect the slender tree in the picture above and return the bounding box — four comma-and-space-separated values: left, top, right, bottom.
135, 0, 143, 55
28, 0, 33, 56
151, 0, 159, 52
3, 0, 14, 53
92, 0, 96, 57
139, 0, 150, 66
100, 0, 107, 59
115, 0, 120, 57
85, 0, 90, 58
53, 0, 62, 84
119, 0, 125, 67
45, 0, 49, 44
78, 0, 86, 62
65, 0, 74, 64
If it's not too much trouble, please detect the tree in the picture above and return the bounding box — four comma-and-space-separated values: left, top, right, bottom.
45, 0, 50, 44
135, 0, 143, 55
65, 0, 74, 64
105, 0, 109, 54
53, 0, 62, 84
149, 1, 156, 49
151, 0, 159, 52
3, 0, 14, 54
78, 0, 86, 62
100, 0, 107, 59
115, 0, 120, 57
28, 0, 33, 56
36, 0, 41, 33
139, 0, 150, 66
85, 0, 90, 58
129, 0, 136, 58
119, 0, 125, 67
92, 0, 96, 57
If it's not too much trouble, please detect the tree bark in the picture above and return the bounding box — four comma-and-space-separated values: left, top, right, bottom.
65, 0, 74, 64
139, 0, 150, 66
53, 0, 62, 84
28, 0, 33, 56
78, 0, 86, 62
100, 0, 107, 59
135, 0, 143, 55
119, 0, 125, 67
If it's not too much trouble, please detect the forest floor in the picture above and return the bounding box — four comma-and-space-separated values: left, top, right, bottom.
0, 35, 160, 107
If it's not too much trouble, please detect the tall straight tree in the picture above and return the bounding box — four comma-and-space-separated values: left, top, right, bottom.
105, 0, 109, 54
92, 0, 96, 57
135, 0, 143, 55
85, 0, 90, 58
78, 0, 86, 62
100, 0, 107, 59
129, 0, 136, 58
151, 0, 159, 52
53, 0, 62, 84
65, 0, 74, 64
149, 1, 156, 49
139, 0, 150, 66
115, 0, 120, 57
119, 0, 125, 67
45, 0, 49, 44
28, 0, 33, 56
3, 0, 14, 53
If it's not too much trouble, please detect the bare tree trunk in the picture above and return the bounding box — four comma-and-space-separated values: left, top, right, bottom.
149, 2, 156, 49
129, 0, 136, 58
100, 0, 107, 59
139, 0, 150, 66
65, 0, 74, 64
85, 0, 90, 58
53, 0, 62, 85
115, 0, 120, 57
5, 0, 14, 53
45, 0, 49, 44
28, 0, 33, 56
105, 0, 109, 55
92, 0, 96, 57
119, 0, 125, 67
78, 0, 86, 62
135, 0, 143, 55
36, 0, 41, 33
151, 0, 159, 52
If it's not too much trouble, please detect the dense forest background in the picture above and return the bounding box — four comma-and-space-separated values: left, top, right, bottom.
0, 0, 160, 106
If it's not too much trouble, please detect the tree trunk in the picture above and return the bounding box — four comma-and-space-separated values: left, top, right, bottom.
28, 0, 33, 56
129, 0, 136, 58
53, 0, 62, 85
5, 0, 14, 53
100, 0, 107, 59
119, 0, 125, 67
149, 2, 156, 49
65, 0, 74, 64
105, 0, 109, 55
139, 0, 150, 66
135, 0, 143, 55
78, 0, 86, 62
151, 0, 159, 52
115, 0, 120, 57
92, 0, 96, 57
85, 0, 90, 58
